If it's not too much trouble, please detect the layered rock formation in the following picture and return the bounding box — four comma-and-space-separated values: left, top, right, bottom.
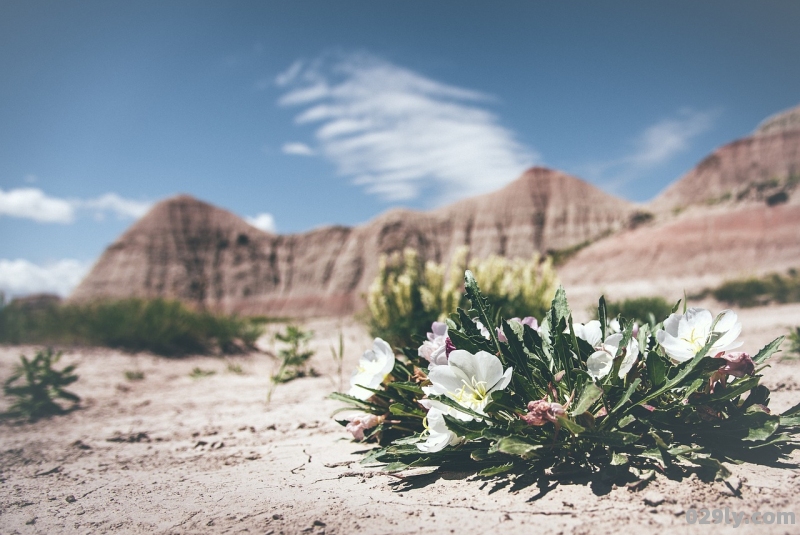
71, 168, 634, 317
559, 105, 800, 309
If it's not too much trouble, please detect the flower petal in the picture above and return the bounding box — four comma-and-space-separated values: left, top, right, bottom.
587, 350, 613, 380
448, 350, 503, 389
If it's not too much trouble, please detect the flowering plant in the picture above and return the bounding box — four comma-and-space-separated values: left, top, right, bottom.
331, 271, 800, 483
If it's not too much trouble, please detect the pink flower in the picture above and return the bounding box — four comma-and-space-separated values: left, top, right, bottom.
497, 317, 539, 343
715, 352, 755, 378
418, 322, 449, 368
521, 399, 566, 426
445, 337, 456, 357
345, 413, 382, 441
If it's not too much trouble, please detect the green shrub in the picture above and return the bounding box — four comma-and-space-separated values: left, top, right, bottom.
705, 270, 800, 308
366, 247, 558, 348
0, 298, 265, 356
3, 348, 79, 420
601, 296, 675, 326
789, 327, 800, 358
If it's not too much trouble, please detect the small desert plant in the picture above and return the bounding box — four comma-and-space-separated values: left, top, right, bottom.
267, 325, 316, 402
3, 348, 79, 420
366, 246, 558, 348
601, 296, 675, 326
189, 367, 216, 379
226, 361, 245, 375
124, 370, 145, 381
330, 330, 345, 392
789, 327, 800, 358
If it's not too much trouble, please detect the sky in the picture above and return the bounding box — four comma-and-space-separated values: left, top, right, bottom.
1, 1, 799, 298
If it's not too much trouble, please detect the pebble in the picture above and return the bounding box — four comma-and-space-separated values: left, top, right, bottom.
66, 495, 77, 503
643, 491, 665, 507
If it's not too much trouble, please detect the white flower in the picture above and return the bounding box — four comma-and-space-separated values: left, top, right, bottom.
656, 308, 742, 363
416, 407, 462, 452
586, 332, 640, 380
473, 319, 491, 340
418, 321, 449, 368
572, 320, 603, 348
608, 318, 621, 334
423, 349, 513, 420
348, 338, 395, 400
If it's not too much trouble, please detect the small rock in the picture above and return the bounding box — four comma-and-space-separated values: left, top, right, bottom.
313, 520, 326, 527
72, 440, 91, 450
25, 517, 36, 525
272, 513, 283, 520
66, 495, 77, 503
643, 491, 665, 507
76, 508, 85, 515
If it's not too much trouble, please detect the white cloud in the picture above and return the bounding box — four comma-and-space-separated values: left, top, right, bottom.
246, 213, 277, 233
0, 187, 152, 224
282, 142, 316, 156
77, 193, 152, 219
0, 258, 91, 298
277, 52, 537, 204
583, 109, 718, 192
0, 188, 75, 223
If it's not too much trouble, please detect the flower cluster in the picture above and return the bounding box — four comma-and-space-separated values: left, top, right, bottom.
332, 271, 800, 485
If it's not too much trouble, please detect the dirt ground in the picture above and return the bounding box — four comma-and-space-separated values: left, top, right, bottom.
2, 304, 800, 535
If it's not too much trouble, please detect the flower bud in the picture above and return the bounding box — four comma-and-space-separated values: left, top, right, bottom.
716, 352, 755, 378
345, 413, 383, 441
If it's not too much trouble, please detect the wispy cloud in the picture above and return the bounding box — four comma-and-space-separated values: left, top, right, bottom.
582, 108, 718, 192
0, 258, 91, 298
282, 142, 316, 156
246, 213, 277, 233
276, 52, 537, 204
0, 187, 152, 224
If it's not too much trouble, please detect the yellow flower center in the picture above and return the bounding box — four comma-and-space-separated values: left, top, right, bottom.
452, 377, 490, 411
681, 327, 707, 353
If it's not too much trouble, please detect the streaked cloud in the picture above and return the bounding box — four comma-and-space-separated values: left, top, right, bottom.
583, 108, 718, 192
246, 213, 277, 233
277, 52, 537, 204
0, 187, 152, 224
282, 142, 316, 156
0, 258, 91, 298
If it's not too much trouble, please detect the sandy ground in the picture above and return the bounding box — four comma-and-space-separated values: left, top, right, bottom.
2, 305, 800, 535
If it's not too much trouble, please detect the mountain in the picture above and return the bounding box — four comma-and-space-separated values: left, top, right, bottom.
71, 168, 634, 316
559, 105, 800, 307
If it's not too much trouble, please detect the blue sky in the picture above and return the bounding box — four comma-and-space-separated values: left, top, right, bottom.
1, 1, 799, 297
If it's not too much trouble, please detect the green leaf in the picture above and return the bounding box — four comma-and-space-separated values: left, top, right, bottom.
556, 416, 586, 435
428, 395, 486, 421
704, 376, 760, 403
383, 462, 410, 473
494, 436, 543, 459
550, 286, 570, 326
470, 448, 493, 461
327, 392, 383, 411
572, 381, 603, 416
781, 400, 800, 417
686, 455, 731, 479
442, 415, 485, 440
389, 403, 426, 418
598, 296, 607, 343
618, 414, 636, 428
483, 389, 520, 415
463, 270, 504, 358
646, 351, 668, 389
610, 452, 628, 465
387, 381, 424, 396
611, 378, 641, 414
584, 431, 640, 446
753, 336, 784, 365
478, 463, 514, 477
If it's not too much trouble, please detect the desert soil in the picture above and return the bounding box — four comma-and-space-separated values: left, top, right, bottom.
2, 304, 800, 535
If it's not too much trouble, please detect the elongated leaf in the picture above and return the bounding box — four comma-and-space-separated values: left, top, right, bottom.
442, 415, 485, 440
389, 403, 426, 418
753, 337, 784, 365
646, 351, 667, 389
598, 296, 607, 343
556, 416, 585, 435
388, 382, 424, 396
584, 431, 639, 446
494, 436, 543, 459
611, 378, 641, 414
704, 376, 760, 403
572, 381, 603, 416
464, 270, 504, 358
478, 463, 514, 477
428, 395, 486, 421
328, 392, 383, 411
781, 399, 800, 417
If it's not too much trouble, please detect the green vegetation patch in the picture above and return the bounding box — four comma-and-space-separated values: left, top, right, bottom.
693, 269, 800, 308
0, 297, 265, 356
